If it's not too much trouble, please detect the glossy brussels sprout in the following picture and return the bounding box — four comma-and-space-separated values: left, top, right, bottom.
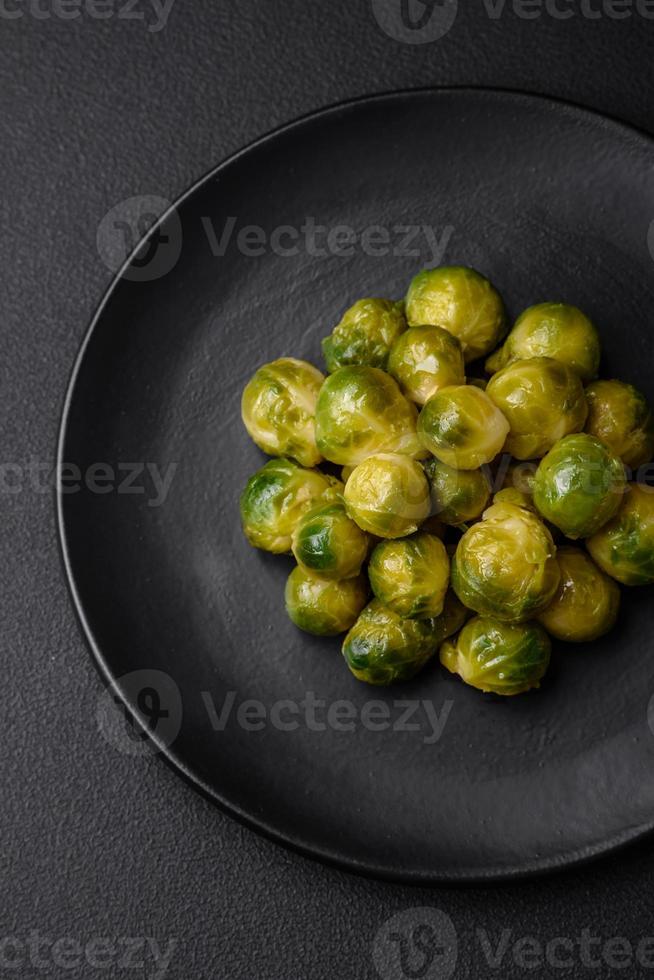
417, 385, 510, 470
342, 601, 437, 684
440, 617, 551, 696
387, 325, 465, 405
321, 298, 406, 373
423, 458, 491, 526
368, 532, 450, 619
585, 379, 654, 469
485, 303, 600, 381
241, 357, 324, 467
451, 501, 560, 622
314, 366, 423, 466
344, 453, 430, 538
533, 434, 626, 539
285, 566, 368, 636
587, 483, 654, 585
240, 458, 342, 553
291, 501, 368, 580
405, 266, 506, 362
537, 547, 620, 642
342, 596, 463, 685
486, 357, 588, 460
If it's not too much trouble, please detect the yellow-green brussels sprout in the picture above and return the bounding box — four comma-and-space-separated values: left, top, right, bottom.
486, 357, 588, 460
587, 483, 654, 585
241, 357, 324, 467
417, 385, 510, 469
314, 366, 423, 466
451, 501, 560, 622
440, 617, 551, 696
285, 566, 368, 636
291, 501, 368, 579
585, 379, 654, 469
405, 266, 506, 363
342, 597, 460, 685
344, 453, 430, 538
533, 434, 626, 539
485, 302, 600, 381
537, 547, 620, 641
368, 532, 450, 619
387, 325, 465, 405
321, 298, 406, 373
423, 458, 491, 525
240, 458, 342, 553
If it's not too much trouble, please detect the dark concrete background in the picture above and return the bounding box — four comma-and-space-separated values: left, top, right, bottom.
4, 2, 654, 977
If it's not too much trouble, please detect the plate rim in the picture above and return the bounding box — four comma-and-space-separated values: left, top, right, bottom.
56, 85, 654, 884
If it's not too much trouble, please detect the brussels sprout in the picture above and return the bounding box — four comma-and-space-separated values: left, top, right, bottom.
585, 379, 654, 469
451, 501, 560, 622
423, 458, 491, 525
321, 298, 406, 373
440, 617, 551, 696
285, 566, 368, 636
533, 434, 626, 539
241, 357, 325, 467
467, 377, 488, 391
587, 483, 654, 585
368, 532, 450, 619
344, 453, 430, 538
405, 266, 506, 362
240, 458, 342, 553
486, 357, 588, 460
537, 546, 620, 641
342, 596, 461, 685
291, 501, 368, 580
417, 385, 510, 470
314, 365, 423, 466
485, 302, 600, 381
387, 325, 465, 405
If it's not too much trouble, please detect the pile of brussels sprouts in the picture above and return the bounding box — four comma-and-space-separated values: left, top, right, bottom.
240, 266, 654, 695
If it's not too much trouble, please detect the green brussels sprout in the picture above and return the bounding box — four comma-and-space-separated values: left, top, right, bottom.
241, 357, 325, 467
585, 379, 654, 469
451, 501, 560, 622
533, 434, 626, 539
291, 501, 368, 579
587, 483, 654, 585
285, 566, 368, 636
314, 365, 423, 466
485, 357, 588, 460
417, 385, 510, 469
423, 458, 491, 526
342, 596, 462, 685
344, 453, 430, 538
240, 458, 342, 553
387, 325, 465, 405
440, 617, 551, 696
368, 532, 450, 619
467, 377, 488, 391
537, 546, 620, 641
405, 266, 506, 363
321, 298, 406, 372
485, 302, 600, 381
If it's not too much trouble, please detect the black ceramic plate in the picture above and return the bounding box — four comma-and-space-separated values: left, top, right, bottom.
58, 89, 654, 882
